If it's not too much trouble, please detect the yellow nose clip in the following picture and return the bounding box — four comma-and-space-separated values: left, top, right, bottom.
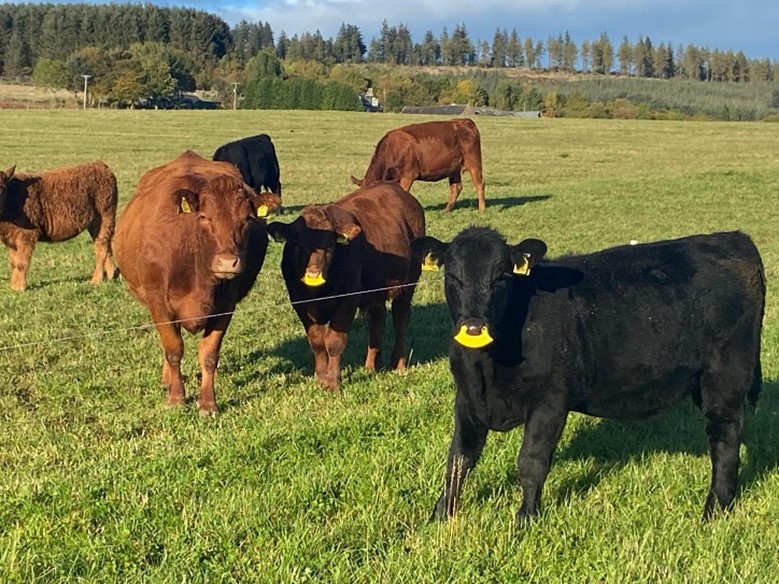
454, 324, 494, 349
302, 273, 326, 287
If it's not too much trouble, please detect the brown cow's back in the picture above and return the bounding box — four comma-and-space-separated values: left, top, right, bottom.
336, 183, 425, 262
355, 118, 485, 212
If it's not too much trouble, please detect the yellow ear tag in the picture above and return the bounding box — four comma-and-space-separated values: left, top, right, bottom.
256, 204, 269, 218
180, 199, 192, 214
422, 253, 440, 272
336, 233, 350, 245
513, 256, 531, 276
454, 325, 494, 349
302, 273, 326, 287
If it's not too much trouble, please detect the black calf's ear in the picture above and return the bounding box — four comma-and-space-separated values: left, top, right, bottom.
266, 221, 291, 243
411, 236, 448, 271
174, 189, 199, 214
2, 165, 15, 180
510, 238, 547, 276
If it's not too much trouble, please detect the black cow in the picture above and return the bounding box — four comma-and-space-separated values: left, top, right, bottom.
413, 227, 764, 523
212, 134, 282, 197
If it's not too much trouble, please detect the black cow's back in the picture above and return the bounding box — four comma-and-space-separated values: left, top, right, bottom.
502, 231, 764, 420
213, 134, 281, 195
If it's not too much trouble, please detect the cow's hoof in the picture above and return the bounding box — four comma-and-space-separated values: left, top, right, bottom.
166, 396, 186, 408
198, 402, 218, 417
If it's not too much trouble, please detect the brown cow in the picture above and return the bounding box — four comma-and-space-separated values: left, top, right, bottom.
0, 161, 117, 291
114, 151, 280, 414
266, 183, 424, 391
351, 118, 486, 212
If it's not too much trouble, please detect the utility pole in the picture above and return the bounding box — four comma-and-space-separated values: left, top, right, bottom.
233, 82, 239, 110
81, 74, 91, 110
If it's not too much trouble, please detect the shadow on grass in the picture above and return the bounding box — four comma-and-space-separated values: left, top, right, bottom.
474, 380, 779, 512
24, 274, 97, 290
280, 194, 552, 216
232, 302, 452, 389
424, 193, 552, 213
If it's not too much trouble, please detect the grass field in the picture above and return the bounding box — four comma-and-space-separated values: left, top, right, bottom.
1, 110, 779, 583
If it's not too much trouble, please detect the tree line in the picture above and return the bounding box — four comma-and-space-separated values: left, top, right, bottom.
0, 3, 777, 115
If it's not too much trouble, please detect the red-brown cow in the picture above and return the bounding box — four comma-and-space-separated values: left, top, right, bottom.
0, 161, 117, 291
266, 184, 424, 391
114, 151, 280, 414
351, 118, 486, 212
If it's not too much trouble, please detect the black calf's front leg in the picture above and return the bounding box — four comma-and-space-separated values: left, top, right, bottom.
516, 406, 568, 524
431, 403, 488, 521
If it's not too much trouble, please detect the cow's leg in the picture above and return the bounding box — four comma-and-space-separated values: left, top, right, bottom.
151, 312, 186, 407
305, 323, 330, 386
399, 177, 415, 193
463, 155, 486, 212
196, 312, 233, 415
363, 303, 386, 372
702, 409, 744, 520
88, 215, 115, 284
8, 234, 36, 291
444, 172, 463, 212
322, 327, 349, 391
389, 292, 413, 370
516, 406, 568, 524
699, 363, 749, 520
468, 165, 487, 213
431, 400, 489, 521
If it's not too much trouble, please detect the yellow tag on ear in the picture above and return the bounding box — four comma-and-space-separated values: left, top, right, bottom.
513, 256, 531, 276
422, 253, 440, 272
180, 199, 191, 214
257, 204, 269, 218
336, 234, 349, 245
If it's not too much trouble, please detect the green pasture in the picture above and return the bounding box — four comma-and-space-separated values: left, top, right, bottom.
1, 110, 779, 582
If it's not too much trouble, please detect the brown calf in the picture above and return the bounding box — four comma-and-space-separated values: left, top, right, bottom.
351, 118, 486, 212
267, 183, 424, 391
114, 151, 280, 414
0, 161, 117, 291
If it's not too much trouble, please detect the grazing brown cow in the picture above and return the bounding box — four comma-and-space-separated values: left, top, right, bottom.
351, 118, 486, 212
114, 151, 280, 414
266, 183, 424, 391
0, 161, 117, 291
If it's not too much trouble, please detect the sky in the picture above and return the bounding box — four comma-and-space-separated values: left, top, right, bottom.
165, 0, 779, 61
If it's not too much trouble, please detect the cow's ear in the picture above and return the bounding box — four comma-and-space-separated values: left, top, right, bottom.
411, 236, 448, 271
510, 238, 547, 277
335, 223, 361, 245
174, 189, 199, 214
250, 192, 281, 219
266, 221, 292, 243
2, 165, 15, 180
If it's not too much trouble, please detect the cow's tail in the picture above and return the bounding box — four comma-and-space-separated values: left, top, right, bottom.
351, 175, 364, 187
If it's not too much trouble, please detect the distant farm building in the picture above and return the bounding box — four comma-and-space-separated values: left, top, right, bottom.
401, 105, 542, 118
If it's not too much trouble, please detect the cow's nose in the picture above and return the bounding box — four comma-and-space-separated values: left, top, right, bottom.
212, 254, 243, 278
